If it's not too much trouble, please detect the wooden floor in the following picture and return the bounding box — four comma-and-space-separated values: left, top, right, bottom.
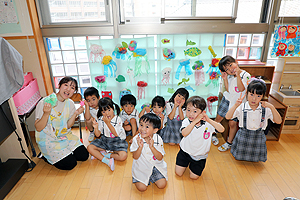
4, 128, 300, 200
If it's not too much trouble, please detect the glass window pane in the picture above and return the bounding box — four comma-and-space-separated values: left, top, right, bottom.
239, 34, 251, 46
235, 0, 263, 23
251, 34, 264, 46
196, 0, 233, 17
225, 47, 237, 58
51, 64, 65, 76
49, 51, 63, 64
165, 0, 191, 17
65, 64, 78, 75
249, 47, 262, 59
226, 34, 239, 46
87, 36, 100, 40
78, 63, 90, 75
62, 51, 76, 63
46, 0, 107, 23
100, 36, 114, 39
54, 76, 64, 88
46, 38, 61, 51
75, 50, 88, 62
60, 37, 74, 50
279, 0, 300, 17
79, 76, 92, 87
237, 47, 250, 59
74, 37, 87, 49
123, 0, 162, 17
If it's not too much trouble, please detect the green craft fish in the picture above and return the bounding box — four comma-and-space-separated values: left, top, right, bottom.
186, 40, 196, 46
184, 47, 202, 57
116, 75, 125, 82
167, 88, 175, 94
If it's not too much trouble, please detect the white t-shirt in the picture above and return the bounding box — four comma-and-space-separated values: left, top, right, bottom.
97, 115, 126, 140
179, 118, 215, 159
89, 107, 98, 121
120, 108, 139, 127
232, 102, 274, 130
130, 133, 168, 186
223, 70, 251, 109
165, 102, 186, 120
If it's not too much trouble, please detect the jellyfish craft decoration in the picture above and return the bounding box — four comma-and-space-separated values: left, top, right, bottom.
162, 48, 176, 61
126, 68, 136, 86
112, 44, 128, 60
95, 75, 107, 91
175, 59, 193, 80
89, 44, 106, 63
161, 67, 172, 85
137, 81, 148, 100
192, 60, 205, 86
205, 58, 221, 87
102, 55, 117, 78
207, 96, 218, 115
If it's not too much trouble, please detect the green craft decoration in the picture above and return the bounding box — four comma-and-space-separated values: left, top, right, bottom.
184, 47, 202, 57
186, 40, 196, 46
44, 93, 57, 107
178, 78, 190, 86
116, 75, 126, 82
167, 88, 175, 94
122, 42, 128, 49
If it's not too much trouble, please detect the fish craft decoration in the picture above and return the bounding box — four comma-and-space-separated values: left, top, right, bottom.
184, 47, 202, 57
186, 40, 196, 46
161, 39, 170, 44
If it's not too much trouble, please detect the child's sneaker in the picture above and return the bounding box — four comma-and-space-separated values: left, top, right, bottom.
218, 142, 232, 152
102, 157, 115, 171
212, 135, 219, 145
88, 131, 95, 142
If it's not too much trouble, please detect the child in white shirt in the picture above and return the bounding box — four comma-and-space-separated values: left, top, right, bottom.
175, 96, 224, 179
130, 113, 168, 192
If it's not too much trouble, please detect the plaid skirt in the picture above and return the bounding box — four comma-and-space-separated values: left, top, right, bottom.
161, 117, 182, 144
217, 96, 238, 121
91, 135, 128, 152
132, 166, 165, 185
231, 127, 267, 162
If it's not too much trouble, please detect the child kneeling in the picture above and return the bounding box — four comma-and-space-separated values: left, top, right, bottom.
175, 96, 224, 179
130, 113, 168, 192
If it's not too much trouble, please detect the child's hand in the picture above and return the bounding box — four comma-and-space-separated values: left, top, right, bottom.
43, 103, 52, 114
200, 111, 209, 121
136, 137, 143, 148
179, 101, 185, 108
221, 72, 227, 80
84, 100, 89, 108
261, 101, 274, 109
124, 120, 129, 125
102, 115, 110, 124
145, 107, 150, 113
235, 93, 246, 107
75, 106, 84, 116
174, 101, 180, 108
92, 118, 98, 129
234, 67, 241, 76
159, 113, 164, 120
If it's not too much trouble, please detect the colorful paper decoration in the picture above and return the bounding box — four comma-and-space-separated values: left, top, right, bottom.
137, 81, 148, 100
205, 47, 221, 87
161, 39, 170, 44
167, 88, 175, 94
112, 43, 128, 60
207, 96, 218, 115
102, 55, 117, 78
178, 78, 190, 86
184, 85, 195, 92
161, 67, 172, 85
126, 68, 135, 86
184, 47, 201, 57
116, 75, 126, 82
95, 75, 107, 91
175, 59, 193, 80
192, 60, 205, 86
44, 93, 57, 107
119, 88, 132, 101
101, 91, 112, 99
186, 40, 196, 46
162, 48, 176, 61
89, 44, 106, 63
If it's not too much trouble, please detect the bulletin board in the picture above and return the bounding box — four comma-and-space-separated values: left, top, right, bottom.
0, 0, 21, 34
86, 34, 225, 118
271, 24, 300, 57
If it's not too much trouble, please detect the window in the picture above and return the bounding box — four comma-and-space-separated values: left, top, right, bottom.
279, 0, 300, 17
235, 0, 264, 23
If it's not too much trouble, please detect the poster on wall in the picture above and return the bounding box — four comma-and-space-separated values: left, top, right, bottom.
271, 24, 300, 57
0, 0, 21, 34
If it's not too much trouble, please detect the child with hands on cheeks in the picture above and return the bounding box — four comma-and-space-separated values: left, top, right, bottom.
161, 88, 189, 145
175, 96, 224, 179
83, 87, 100, 142
214, 55, 251, 151
130, 113, 168, 192
225, 79, 282, 162
87, 97, 128, 171
35, 76, 89, 170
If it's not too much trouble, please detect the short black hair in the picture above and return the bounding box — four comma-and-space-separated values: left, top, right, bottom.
152, 96, 165, 108
247, 79, 267, 97
97, 97, 120, 118
140, 113, 161, 129
186, 96, 206, 111
84, 87, 100, 99
218, 55, 236, 72
120, 94, 136, 106
169, 88, 189, 109
58, 76, 78, 92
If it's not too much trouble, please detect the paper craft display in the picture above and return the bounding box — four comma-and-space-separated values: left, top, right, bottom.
175, 59, 193, 80
186, 40, 196, 46
192, 60, 205, 86
167, 88, 175, 94
162, 48, 176, 61
271, 24, 300, 57
161, 67, 172, 85
102, 55, 117, 78
112, 43, 128, 60
119, 88, 132, 101
205, 46, 221, 87
95, 75, 107, 91
207, 96, 218, 115
184, 47, 202, 57
161, 39, 170, 44
44, 93, 57, 107
101, 91, 112, 99
184, 85, 195, 92
89, 44, 106, 63
137, 81, 148, 100
178, 78, 190, 86
116, 75, 125, 82
126, 68, 135, 86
